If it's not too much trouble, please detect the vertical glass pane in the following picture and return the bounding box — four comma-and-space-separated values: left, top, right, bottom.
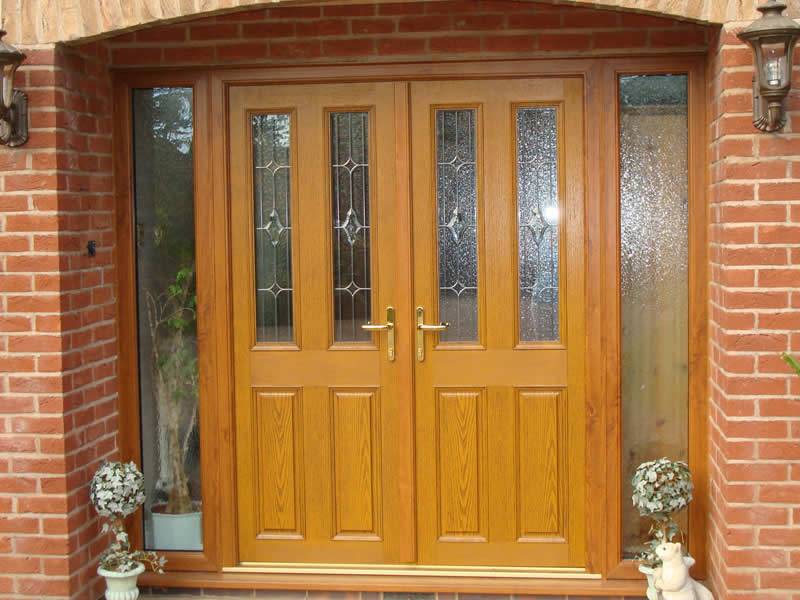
436, 109, 478, 342
516, 107, 560, 342
253, 114, 293, 343
133, 88, 202, 551
619, 75, 689, 558
331, 112, 372, 342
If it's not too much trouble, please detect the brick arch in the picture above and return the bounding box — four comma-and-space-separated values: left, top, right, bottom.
0, 0, 763, 45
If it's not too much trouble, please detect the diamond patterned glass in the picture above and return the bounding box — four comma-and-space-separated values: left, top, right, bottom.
618, 75, 689, 559
516, 107, 560, 342
331, 112, 372, 342
132, 87, 203, 551
253, 114, 294, 343
436, 109, 478, 342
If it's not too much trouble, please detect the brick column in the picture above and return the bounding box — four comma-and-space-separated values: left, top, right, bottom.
0, 42, 115, 599
708, 26, 800, 600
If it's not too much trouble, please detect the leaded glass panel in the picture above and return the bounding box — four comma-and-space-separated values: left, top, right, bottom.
331, 111, 372, 342
435, 109, 478, 342
516, 107, 560, 342
253, 113, 294, 343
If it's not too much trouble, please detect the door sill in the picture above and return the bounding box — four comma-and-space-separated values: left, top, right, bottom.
139, 570, 647, 596
227, 563, 598, 578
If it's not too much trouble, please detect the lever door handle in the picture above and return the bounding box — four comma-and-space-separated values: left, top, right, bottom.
361, 306, 395, 361
417, 322, 449, 332
415, 306, 449, 362
362, 323, 392, 331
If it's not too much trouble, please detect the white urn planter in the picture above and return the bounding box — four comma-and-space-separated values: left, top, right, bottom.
639, 556, 697, 600
98, 562, 145, 600
151, 506, 202, 551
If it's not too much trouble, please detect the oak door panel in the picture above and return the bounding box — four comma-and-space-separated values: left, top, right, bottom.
331, 389, 381, 539
436, 389, 487, 541
253, 389, 304, 539
230, 82, 411, 565
411, 79, 587, 568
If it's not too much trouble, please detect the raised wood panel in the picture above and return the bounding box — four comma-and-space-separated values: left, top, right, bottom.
331, 389, 381, 539
436, 389, 487, 541
253, 389, 304, 539
517, 389, 563, 538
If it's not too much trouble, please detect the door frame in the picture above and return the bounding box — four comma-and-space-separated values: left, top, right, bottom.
113, 53, 707, 595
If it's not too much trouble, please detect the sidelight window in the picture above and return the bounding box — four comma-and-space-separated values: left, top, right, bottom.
132, 87, 202, 551
618, 74, 690, 559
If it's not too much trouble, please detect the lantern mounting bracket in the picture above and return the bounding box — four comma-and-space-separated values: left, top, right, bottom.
0, 30, 28, 147
738, 0, 800, 133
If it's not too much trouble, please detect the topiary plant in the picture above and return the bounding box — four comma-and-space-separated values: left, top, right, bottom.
632, 457, 694, 568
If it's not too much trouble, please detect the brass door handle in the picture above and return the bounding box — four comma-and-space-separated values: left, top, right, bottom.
415, 306, 449, 362
361, 306, 395, 362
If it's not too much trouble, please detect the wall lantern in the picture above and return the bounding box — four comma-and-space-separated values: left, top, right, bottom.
738, 1, 800, 132
0, 30, 28, 147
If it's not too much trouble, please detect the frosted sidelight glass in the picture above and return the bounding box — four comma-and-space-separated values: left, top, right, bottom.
253, 114, 294, 343
435, 109, 478, 342
132, 87, 203, 551
331, 112, 372, 342
516, 107, 560, 342
619, 74, 689, 558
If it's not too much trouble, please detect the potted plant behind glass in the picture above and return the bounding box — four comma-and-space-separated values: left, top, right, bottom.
632, 458, 695, 600
145, 265, 202, 550
91, 461, 165, 600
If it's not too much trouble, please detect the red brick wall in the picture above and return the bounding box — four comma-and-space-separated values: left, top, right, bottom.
105, 0, 710, 67
0, 41, 116, 599
707, 28, 800, 600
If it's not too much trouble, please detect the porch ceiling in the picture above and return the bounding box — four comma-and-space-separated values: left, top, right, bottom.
0, 0, 771, 46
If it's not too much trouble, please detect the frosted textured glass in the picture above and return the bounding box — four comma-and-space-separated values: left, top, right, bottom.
253, 114, 294, 343
619, 75, 689, 558
516, 107, 560, 342
133, 87, 203, 551
436, 109, 478, 342
331, 112, 372, 342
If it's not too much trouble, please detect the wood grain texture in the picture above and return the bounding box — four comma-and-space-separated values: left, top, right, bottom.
229, 81, 410, 565
517, 389, 562, 537
436, 390, 486, 540
412, 78, 586, 568
254, 390, 304, 537
331, 390, 381, 538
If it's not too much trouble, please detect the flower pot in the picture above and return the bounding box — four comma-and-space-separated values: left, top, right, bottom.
98, 562, 145, 600
639, 556, 697, 600
151, 505, 202, 551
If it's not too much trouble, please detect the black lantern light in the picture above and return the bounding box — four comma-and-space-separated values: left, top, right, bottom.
738, 1, 800, 132
0, 30, 27, 147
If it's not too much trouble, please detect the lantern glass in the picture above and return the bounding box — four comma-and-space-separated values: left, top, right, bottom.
1, 62, 18, 112
759, 39, 789, 88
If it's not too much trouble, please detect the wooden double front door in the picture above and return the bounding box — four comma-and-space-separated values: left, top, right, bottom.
230, 78, 586, 569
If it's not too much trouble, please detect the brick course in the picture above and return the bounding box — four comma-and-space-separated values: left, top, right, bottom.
104, 2, 709, 67
0, 41, 115, 600
708, 26, 800, 600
